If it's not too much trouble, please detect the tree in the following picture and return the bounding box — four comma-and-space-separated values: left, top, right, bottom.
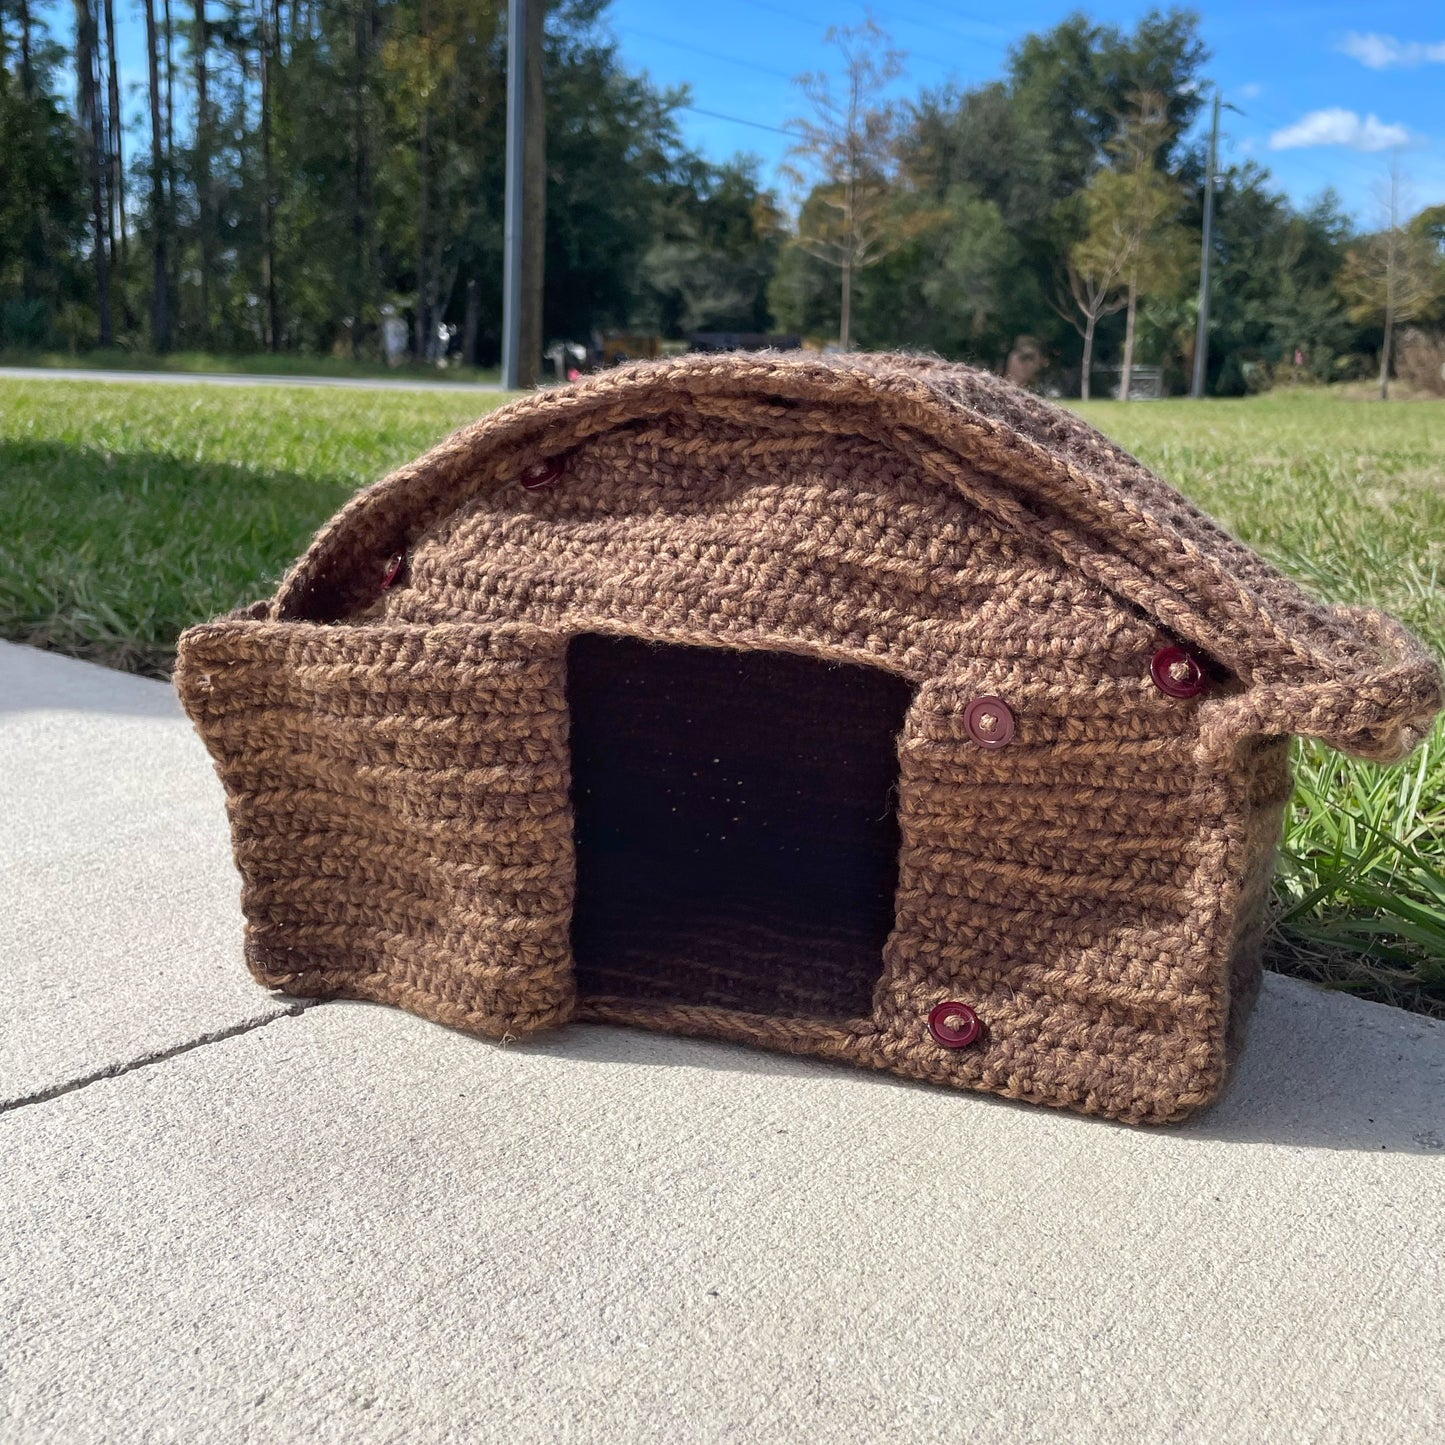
256, 0, 278, 350
1056, 236, 1126, 400
889, 10, 1208, 375
163, 0, 175, 258
15, 0, 39, 97
0, 3, 84, 339
101, 0, 123, 268
638, 156, 784, 336
144, 0, 171, 349
1338, 160, 1444, 399
915, 189, 1020, 363
1071, 91, 1190, 399
1189, 169, 1359, 395
783, 19, 913, 350
73, 0, 111, 343
381, 0, 437, 358
1111, 91, 1189, 399
9, 0, 1386, 397
191, 0, 214, 342
347, 0, 378, 356
540, 6, 688, 345
1414, 203, 1445, 270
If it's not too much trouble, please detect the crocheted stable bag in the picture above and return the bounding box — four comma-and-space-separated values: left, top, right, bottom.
175, 353, 1441, 1124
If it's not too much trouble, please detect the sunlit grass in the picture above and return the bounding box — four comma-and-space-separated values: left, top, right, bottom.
2, 379, 1441, 1010
0, 379, 507, 674
1273, 734, 1445, 1001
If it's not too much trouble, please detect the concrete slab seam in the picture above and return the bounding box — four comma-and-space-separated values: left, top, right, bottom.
0, 998, 324, 1116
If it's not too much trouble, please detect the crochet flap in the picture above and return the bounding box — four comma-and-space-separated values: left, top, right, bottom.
175, 619, 578, 1036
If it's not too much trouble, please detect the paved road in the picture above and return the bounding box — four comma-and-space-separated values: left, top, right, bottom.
4, 640, 1444, 1443
0, 365, 504, 393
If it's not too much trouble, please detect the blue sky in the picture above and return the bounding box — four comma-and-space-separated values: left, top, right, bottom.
43, 0, 1445, 224
609, 0, 1444, 222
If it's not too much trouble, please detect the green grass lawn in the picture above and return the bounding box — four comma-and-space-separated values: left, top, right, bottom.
2, 378, 1441, 1010
0, 379, 506, 673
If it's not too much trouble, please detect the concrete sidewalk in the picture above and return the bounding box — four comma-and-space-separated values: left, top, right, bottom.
0, 365, 502, 394
3, 641, 1443, 1443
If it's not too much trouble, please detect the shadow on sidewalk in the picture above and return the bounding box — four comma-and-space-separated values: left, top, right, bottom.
509, 972, 1445, 1156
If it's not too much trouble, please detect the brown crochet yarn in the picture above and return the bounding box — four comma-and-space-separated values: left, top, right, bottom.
174, 352, 1442, 1124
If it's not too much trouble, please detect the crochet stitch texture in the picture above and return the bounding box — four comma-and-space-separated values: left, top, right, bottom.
175, 352, 1442, 1124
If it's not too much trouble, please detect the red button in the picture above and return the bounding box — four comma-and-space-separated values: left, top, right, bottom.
964, 696, 1014, 748
928, 1001, 982, 1049
1151, 646, 1208, 699
380, 552, 405, 589
520, 457, 566, 490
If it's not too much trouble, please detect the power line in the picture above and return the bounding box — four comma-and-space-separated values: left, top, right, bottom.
680, 105, 794, 137
618, 13, 992, 86
613, 26, 796, 82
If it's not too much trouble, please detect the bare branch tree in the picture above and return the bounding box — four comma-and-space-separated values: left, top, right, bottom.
1106, 92, 1189, 400
1064, 91, 1189, 400
1050, 254, 1127, 400
783, 19, 910, 350
1339, 156, 1443, 400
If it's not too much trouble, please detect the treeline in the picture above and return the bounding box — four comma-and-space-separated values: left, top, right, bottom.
1, 1, 1441, 393
0, 0, 781, 363
775, 12, 1444, 396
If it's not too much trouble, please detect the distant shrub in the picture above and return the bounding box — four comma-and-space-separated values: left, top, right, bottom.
1395, 329, 1445, 397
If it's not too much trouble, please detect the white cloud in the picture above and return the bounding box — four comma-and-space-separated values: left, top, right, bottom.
1269, 108, 1411, 153
1237, 82, 1263, 100
1337, 32, 1445, 68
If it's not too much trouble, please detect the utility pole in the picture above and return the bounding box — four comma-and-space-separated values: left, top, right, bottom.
1190, 90, 1220, 399
520, 0, 546, 387
501, 0, 544, 390
501, 0, 526, 390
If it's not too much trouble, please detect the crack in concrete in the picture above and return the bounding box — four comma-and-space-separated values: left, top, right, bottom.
0, 1000, 325, 1115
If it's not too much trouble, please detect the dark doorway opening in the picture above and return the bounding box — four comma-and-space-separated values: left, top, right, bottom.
566, 635, 912, 1021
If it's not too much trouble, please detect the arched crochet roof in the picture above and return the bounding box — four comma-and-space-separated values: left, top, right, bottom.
270, 351, 1440, 762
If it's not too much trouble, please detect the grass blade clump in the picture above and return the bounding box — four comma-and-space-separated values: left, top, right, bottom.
1274, 724, 1445, 1010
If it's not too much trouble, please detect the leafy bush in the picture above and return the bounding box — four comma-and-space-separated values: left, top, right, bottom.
1, 298, 48, 348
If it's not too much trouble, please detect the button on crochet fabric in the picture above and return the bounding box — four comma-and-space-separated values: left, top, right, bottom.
964, 696, 1014, 748
1151, 645, 1208, 698
929, 1001, 982, 1049
173, 351, 1443, 1127
520, 457, 566, 490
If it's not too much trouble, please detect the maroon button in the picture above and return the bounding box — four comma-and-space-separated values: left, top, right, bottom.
929, 1001, 982, 1049
380, 552, 405, 589
520, 457, 566, 490
963, 696, 1014, 748
1151, 645, 1208, 699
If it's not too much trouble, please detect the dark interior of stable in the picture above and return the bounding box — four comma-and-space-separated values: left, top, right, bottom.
566, 634, 913, 1021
